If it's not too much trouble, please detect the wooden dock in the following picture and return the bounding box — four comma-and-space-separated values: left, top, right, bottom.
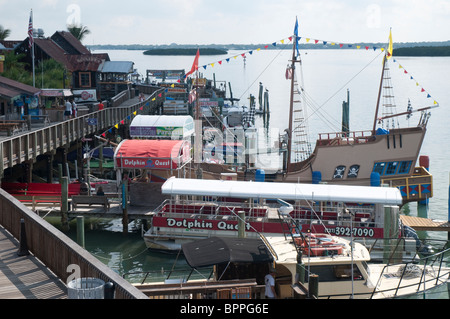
32, 201, 155, 220
400, 214, 450, 232
0, 226, 67, 299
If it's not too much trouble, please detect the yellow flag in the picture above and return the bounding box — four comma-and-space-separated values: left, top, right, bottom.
387, 29, 393, 59
114, 124, 119, 129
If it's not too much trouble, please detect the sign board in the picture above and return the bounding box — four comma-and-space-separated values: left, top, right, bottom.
192, 78, 207, 87
73, 89, 97, 103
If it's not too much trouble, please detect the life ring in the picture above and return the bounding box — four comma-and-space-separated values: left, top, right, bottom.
297, 234, 344, 256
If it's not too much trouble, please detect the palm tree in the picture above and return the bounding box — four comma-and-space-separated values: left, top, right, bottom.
67, 23, 91, 42
0, 25, 11, 41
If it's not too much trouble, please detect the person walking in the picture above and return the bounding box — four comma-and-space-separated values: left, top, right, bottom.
264, 269, 277, 299
64, 99, 72, 120
71, 99, 77, 117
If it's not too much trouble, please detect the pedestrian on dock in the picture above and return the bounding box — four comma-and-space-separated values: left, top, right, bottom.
96, 186, 105, 196
264, 268, 277, 299
64, 99, 72, 120
71, 99, 77, 117
98, 100, 104, 110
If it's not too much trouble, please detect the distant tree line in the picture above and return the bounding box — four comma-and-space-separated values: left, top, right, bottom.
89, 41, 450, 52
143, 48, 228, 56
393, 46, 450, 57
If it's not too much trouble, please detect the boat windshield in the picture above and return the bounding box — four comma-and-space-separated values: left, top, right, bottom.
307, 265, 364, 282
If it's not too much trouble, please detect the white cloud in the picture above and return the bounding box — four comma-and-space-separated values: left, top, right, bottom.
2, 1, 449, 44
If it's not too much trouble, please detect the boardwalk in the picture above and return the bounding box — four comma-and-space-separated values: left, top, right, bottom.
400, 215, 450, 232
0, 88, 161, 299
0, 225, 67, 299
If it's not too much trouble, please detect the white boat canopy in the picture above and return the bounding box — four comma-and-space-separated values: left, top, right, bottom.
129, 115, 194, 139
161, 178, 403, 205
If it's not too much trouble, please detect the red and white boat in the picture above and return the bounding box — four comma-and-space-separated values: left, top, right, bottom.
143, 177, 405, 252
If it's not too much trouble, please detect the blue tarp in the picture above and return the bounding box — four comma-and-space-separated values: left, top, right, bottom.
375, 128, 389, 135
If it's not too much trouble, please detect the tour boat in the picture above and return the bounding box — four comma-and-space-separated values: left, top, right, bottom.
143, 177, 420, 262
265, 233, 450, 299
161, 234, 450, 299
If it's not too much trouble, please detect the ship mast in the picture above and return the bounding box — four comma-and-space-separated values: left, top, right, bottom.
373, 29, 397, 134
286, 34, 298, 173
372, 54, 387, 135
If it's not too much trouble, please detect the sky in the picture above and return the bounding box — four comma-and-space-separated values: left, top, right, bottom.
1, 0, 449, 46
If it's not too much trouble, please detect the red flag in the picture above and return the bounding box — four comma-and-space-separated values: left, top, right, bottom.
185, 49, 200, 77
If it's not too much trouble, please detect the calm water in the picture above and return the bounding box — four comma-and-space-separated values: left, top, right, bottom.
56, 48, 450, 298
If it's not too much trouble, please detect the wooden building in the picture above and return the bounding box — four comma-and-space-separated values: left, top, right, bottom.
14, 31, 110, 97
0, 75, 40, 119
97, 61, 135, 100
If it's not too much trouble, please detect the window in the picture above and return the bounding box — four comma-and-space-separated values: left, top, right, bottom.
347, 165, 360, 178
333, 165, 346, 179
398, 161, 412, 174
385, 161, 399, 175
373, 162, 386, 175
306, 265, 364, 282
79, 72, 91, 87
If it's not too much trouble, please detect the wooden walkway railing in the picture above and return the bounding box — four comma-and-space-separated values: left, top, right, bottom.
0, 85, 165, 299
0, 85, 165, 177
0, 188, 148, 299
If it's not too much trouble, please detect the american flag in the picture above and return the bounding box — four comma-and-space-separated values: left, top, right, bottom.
242, 103, 256, 127
188, 88, 197, 104
28, 10, 33, 48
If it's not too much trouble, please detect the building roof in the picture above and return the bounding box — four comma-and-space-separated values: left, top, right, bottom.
16, 32, 109, 73
0, 75, 41, 99
100, 61, 134, 73
0, 86, 21, 99
33, 37, 71, 69
51, 31, 91, 55
65, 54, 105, 72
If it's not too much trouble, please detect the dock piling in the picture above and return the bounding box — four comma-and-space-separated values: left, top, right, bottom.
17, 218, 30, 256
122, 179, 129, 234
77, 216, 85, 248
238, 211, 246, 238
308, 274, 319, 299
61, 176, 69, 232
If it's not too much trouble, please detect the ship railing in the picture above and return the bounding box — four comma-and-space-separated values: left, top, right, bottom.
370, 246, 450, 299
290, 205, 377, 226
123, 266, 214, 285
156, 198, 271, 220
317, 130, 374, 146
